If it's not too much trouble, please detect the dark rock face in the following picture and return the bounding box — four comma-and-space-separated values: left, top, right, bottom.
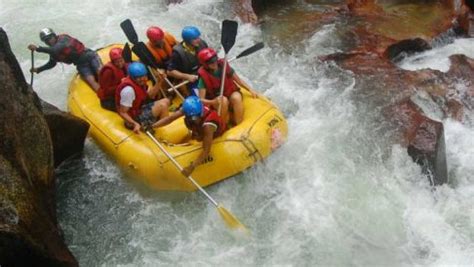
388, 100, 448, 185
0, 28, 79, 266
385, 38, 432, 61
41, 101, 89, 168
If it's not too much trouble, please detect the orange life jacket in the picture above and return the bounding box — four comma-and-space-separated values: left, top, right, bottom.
197, 59, 237, 99
146, 32, 177, 65
115, 77, 148, 118
97, 62, 127, 100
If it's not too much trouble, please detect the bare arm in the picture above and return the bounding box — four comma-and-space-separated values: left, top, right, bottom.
118, 105, 141, 134
198, 88, 218, 107
167, 70, 198, 83
152, 109, 183, 128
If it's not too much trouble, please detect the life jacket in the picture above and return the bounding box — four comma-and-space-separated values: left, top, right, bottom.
172, 40, 208, 74
115, 77, 148, 119
197, 59, 237, 99
184, 106, 226, 138
146, 32, 176, 65
97, 62, 127, 101
54, 34, 86, 64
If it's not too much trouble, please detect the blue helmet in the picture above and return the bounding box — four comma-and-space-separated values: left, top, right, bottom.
182, 96, 203, 117
182, 26, 201, 43
128, 62, 147, 78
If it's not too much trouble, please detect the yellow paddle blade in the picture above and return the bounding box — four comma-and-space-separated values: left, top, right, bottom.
217, 205, 249, 234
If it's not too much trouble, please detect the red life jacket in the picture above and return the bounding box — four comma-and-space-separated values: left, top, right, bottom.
184, 106, 226, 138
97, 62, 127, 100
197, 59, 237, 99
146, 33, 176, 65
55, 34, 86, 64
115, 77, 148, 119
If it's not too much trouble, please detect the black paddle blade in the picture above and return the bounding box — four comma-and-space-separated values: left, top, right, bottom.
132, 42, 158, 68
236, 42, 264, 59
120, 19, 139, 45
221, 20, 238, 54
122, 43, 132, 63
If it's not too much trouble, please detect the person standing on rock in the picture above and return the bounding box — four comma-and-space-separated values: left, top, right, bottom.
27, 28, 102, 91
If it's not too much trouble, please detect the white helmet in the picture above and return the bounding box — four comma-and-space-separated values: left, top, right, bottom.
39, 28, 56, 42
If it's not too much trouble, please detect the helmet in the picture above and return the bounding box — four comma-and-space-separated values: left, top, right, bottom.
146, 26, 164, 42
39, 28, 56, 42
109, 47, 123, 61
181, 26, 200, 43
198, 48, 217, 65
182, 96, 203, 117
128, 62, 148, 78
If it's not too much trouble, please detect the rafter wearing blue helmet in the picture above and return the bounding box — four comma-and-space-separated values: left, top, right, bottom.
167, 26, 208, 97
116, 62, 170, 134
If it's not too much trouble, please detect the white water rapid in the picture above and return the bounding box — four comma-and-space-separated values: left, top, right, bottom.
1, 0, 473, 266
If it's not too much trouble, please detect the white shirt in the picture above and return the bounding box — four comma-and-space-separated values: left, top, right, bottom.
120, 86, 135, 107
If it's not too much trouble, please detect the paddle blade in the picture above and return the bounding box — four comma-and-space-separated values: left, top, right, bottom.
236, 42, 264, 59
217, 205, 249, 234
221, 20, 238, 53
132, 42, 158, 68
120, 19, 139, 45
122, 43, 132, 63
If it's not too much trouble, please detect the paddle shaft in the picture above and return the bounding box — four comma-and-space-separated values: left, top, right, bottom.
145, 131, 219, 207
121, 19, 184, 100
217, 55, 228, 116
154, 68, 185, 100
30, 50, 34, 86
228, 42, 264, 62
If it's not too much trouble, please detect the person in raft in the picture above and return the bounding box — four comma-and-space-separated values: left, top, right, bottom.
28, 28, 102, 91
145, 26, 177, 70
116, 62, 170, 134
152, 96, 226, 176
167, 26, 208, 96
97, 47, 127, 111
196, 48, 258, 125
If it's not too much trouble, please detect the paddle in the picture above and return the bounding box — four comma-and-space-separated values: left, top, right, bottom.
145, 131, 248, 233
122, 43, 132, 63
30, 50, 34, 86
120, 19, 185, 100
229, 42, 264, 62
217, 20, 238, 116
120, 19, 139, 45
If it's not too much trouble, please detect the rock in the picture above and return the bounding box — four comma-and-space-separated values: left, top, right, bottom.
0, 28, 78, 266
233, 0, 259, 24
41, 101, 89, 167
385, 38, 432, 61
387, 99, 448, 185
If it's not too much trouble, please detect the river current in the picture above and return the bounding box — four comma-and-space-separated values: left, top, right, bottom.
1, 0, 473, 266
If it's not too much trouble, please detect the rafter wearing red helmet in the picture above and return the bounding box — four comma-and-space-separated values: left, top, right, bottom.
197, 48, 258, 125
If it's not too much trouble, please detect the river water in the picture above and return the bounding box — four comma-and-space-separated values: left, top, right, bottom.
1, 0, 473, 266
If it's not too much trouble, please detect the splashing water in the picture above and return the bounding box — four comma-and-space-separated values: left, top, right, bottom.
2, 0, 473, 265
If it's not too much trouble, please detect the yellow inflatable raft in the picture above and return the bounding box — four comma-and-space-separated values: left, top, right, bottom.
68, 44, 288, 191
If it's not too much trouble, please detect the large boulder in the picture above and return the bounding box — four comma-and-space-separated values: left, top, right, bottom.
41, 101, 89, 167
387, 99, 448, 185
0, 28, 79, 266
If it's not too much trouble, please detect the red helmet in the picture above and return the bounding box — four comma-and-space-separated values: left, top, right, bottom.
198, 48, 217, 65
109, 47, 123, 61
146, 26, 164, 42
